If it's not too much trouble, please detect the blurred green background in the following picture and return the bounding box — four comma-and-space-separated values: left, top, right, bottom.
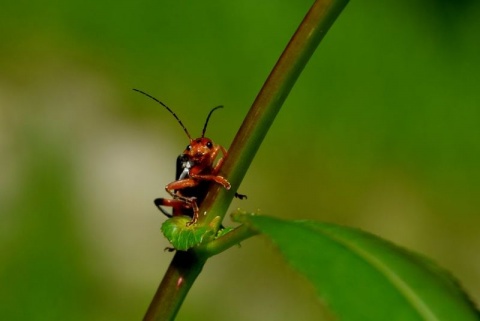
1, 0, 479, 320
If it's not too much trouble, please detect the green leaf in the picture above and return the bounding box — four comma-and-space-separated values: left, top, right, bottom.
161, 216, 215, 251
215, 226, 235, 239
241, 214, 480, 321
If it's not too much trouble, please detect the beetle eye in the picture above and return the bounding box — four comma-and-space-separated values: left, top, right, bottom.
206, 142, 213, 148
186, 145, 191, 151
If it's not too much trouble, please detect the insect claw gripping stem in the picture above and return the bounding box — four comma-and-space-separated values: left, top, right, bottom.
235, 192, 247, 200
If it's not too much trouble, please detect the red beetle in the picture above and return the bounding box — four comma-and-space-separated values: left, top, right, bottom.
134, 89, 244, 225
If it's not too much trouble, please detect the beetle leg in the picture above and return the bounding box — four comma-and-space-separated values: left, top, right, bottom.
190, 174, 231, 190
186, 200, 200, 226
166, 178, 198, 193
164, 179, 201, 225
211, 145, 228, 175
165, 178, 200, 206
234, 192, 247, 200
162, 174, 230, 226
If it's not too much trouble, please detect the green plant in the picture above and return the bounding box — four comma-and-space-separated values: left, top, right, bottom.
142, 1, 480, 320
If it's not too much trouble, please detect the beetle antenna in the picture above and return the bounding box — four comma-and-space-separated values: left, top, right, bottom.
202, 105, 223, 138
133, 88, 192, 140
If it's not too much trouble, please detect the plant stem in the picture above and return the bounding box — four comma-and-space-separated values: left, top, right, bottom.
199, 0, 349, 225
143, 251, 206, 321
197, 221, 260, 258
144, 0, 349, 319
